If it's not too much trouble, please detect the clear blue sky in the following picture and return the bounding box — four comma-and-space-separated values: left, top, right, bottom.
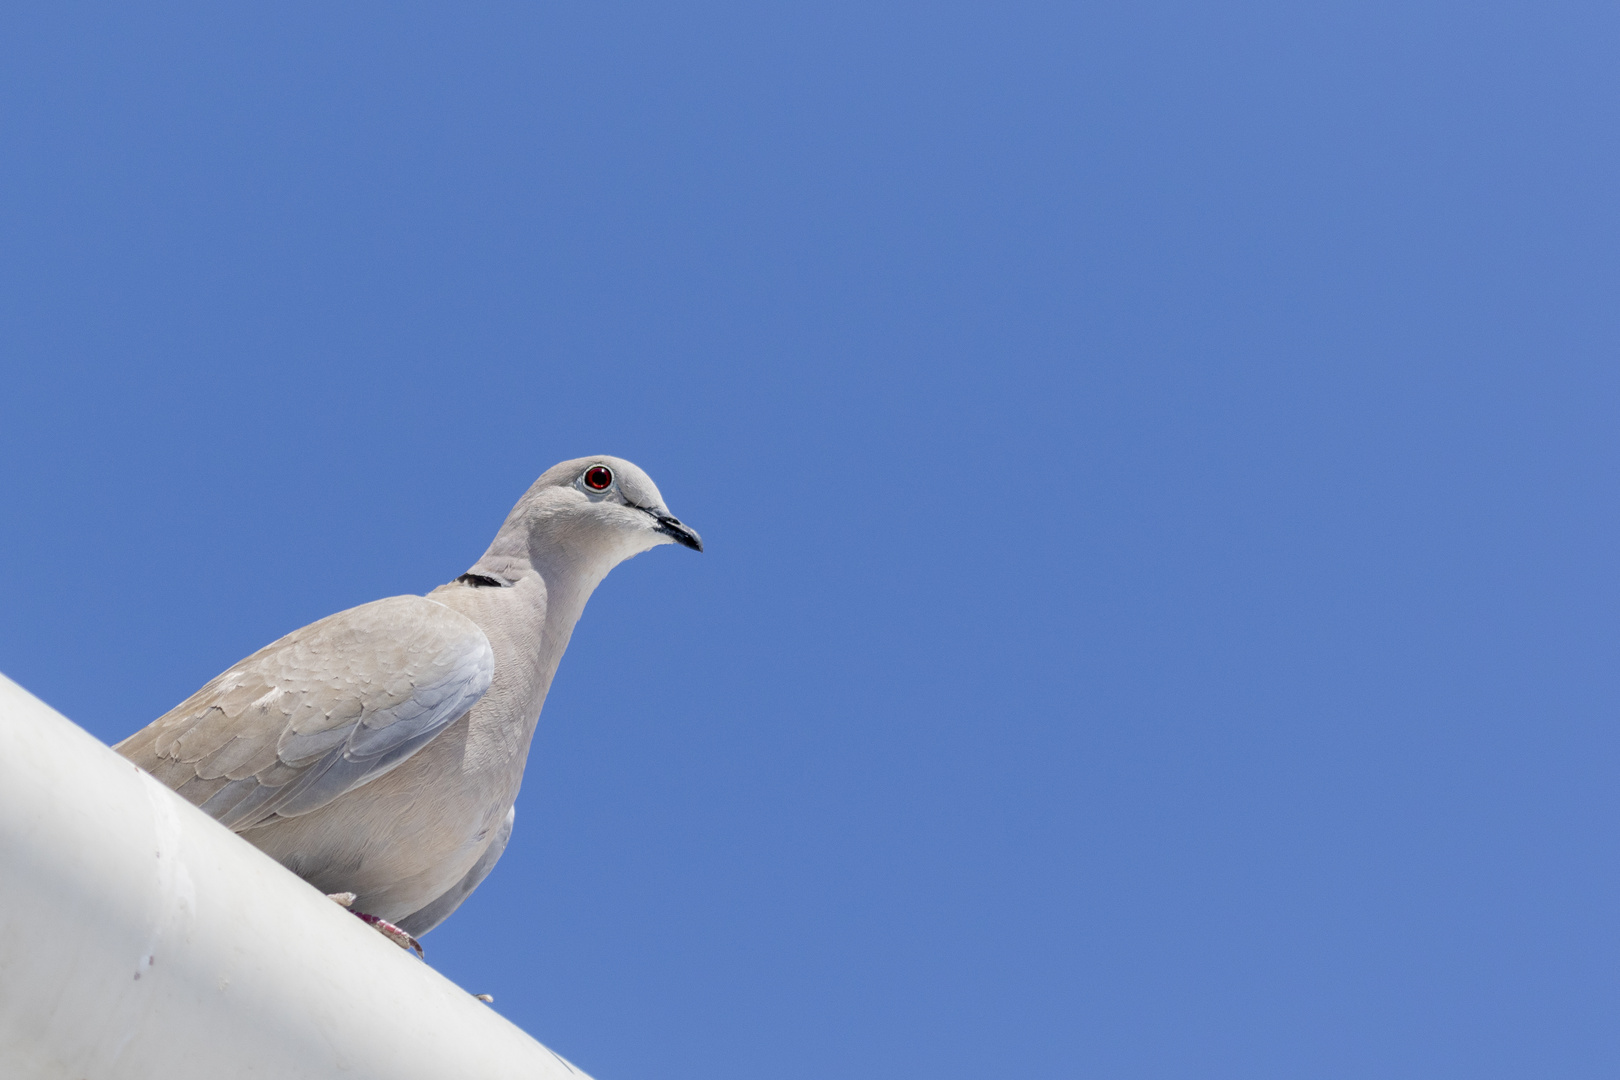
1, 3, 1616, 1077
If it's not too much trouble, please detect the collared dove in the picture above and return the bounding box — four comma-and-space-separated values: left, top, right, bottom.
115, 456, 700, 950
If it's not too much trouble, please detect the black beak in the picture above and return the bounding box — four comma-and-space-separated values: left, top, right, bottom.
654, 515, 703, 552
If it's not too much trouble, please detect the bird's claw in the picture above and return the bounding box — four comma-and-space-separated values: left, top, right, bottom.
353, 911, 425, 959
328, 891, 423, 957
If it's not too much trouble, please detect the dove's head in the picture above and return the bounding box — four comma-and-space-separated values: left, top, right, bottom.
476, 455, 701, 588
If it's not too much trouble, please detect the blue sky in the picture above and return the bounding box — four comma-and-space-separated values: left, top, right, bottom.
2, 2, 1617, 1076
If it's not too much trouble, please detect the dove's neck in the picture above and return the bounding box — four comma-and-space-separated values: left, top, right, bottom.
444, 522, 635, 766
465, 521, 624, 631
467, 507, 635, 599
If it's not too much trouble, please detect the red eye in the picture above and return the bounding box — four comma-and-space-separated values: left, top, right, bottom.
583, 465, 614, 491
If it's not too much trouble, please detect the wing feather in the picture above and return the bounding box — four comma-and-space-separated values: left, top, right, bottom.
117, 595, 493, 832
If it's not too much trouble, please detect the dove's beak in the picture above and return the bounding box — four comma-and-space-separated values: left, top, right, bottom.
654, 515, 703, 552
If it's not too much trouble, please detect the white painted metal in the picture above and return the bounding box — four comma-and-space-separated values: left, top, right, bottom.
0, 671, 594, 1080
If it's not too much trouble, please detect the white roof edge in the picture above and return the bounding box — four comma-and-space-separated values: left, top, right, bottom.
0, 670, 595, 1080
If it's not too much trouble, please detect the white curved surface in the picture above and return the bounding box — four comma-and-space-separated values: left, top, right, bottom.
0, 671, 592, 1080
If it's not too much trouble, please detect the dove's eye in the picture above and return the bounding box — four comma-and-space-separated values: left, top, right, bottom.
583, 466, 614, 491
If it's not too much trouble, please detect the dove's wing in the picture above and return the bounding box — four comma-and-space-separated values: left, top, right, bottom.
116, 595, 494, 832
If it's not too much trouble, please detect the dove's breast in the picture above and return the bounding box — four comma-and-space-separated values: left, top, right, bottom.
243, 572, 569, 922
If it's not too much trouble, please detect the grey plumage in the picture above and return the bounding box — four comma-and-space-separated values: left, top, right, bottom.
397, 806, 515, 937
116, 456, 700, 935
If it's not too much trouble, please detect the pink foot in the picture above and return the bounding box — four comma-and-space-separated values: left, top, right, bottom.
353, 911, 425, 959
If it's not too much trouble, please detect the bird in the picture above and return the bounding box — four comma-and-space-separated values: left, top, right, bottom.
115, 456, 701, 954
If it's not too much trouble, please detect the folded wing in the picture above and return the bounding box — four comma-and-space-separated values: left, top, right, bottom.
117, 595, 494, 832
